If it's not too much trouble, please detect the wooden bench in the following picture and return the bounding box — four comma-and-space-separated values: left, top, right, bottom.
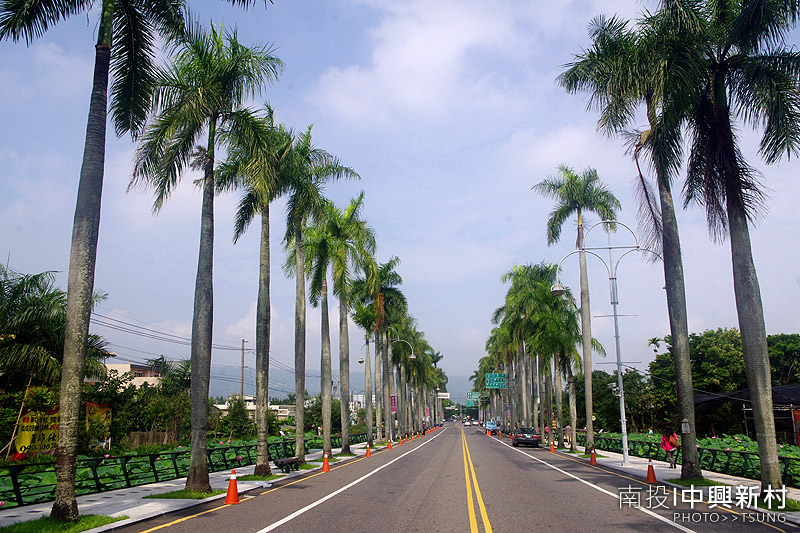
273, 457, 301, 474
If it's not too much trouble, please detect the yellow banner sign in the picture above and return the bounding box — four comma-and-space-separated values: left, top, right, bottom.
15, 408, 59, 455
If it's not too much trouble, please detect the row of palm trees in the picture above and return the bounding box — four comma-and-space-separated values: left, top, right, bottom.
3, 5, 448, 519
472, 262, 602, 451
554, 0, 799, 491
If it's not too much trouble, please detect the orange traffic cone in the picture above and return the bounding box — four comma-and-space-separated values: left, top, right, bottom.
646, 459, 657, 483
550, 439, 555, 453
224, 470, 239, 504
388, 439, 392, 450
398, 436, 403, 445
590, 449, 597, 465
498, 431, 502, 437
365, 445, 372, 457
322, 452, 331, 473
487, 429, 490, 436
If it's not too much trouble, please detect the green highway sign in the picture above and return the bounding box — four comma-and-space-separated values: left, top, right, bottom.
466, 400, 475, 407
486, 373, 506, 389
466, 392, 479, 401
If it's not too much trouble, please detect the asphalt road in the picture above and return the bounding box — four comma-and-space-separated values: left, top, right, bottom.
113, 424, 799, 533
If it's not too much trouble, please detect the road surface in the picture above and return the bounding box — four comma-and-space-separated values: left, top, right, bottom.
113, 423, 798, 533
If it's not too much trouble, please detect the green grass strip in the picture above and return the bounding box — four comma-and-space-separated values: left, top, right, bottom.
336, 452, 356, 457
298, 463, 318, 470
0, 514, 125, 533
144, 489, 225, 500
237, 473, 283, 481
665, 477, 726, 487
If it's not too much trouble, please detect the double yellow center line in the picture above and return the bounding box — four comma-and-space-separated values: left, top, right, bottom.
461, 427, 492, 533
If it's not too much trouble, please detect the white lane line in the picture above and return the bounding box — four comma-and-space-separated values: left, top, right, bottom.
496, 439, 695, 533
256, 428, 448, 533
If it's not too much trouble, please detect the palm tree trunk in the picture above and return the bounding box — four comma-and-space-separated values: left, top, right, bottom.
382, 330, 391, 440
374, 331, 382, 441
364, 333, 373, 445
727, 191, 781, 491
51, 34, 112, 523
545, 370, 553, 445
254, 205, 272, 476
186, 118, 217, 492
399, 365, 407, 437
555, 353, 564, 448
338, 298, 350, 453
578, 214, 594, 452
532, 354, 539, 430
320, 278, 332, 455
539, 356, 546, 439
567, 367, 577, 452
294, 224, 307, 462
658, 174, 702, 479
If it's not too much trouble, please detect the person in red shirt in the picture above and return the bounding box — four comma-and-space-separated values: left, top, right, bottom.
661, 428, 679, 468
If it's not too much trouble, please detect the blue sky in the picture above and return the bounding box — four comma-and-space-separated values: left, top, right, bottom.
2, 0, 799, 400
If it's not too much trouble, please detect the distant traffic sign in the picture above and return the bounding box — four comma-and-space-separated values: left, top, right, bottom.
466, 400, 475, 407
466, 392, 479, 401
486, 373, 506, 389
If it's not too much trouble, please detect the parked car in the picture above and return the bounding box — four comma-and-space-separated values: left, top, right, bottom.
511, 427, 540, 447
485, 420, 498, 435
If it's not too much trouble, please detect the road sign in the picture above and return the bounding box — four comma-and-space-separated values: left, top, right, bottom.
390, 394, 397, 413
486, 373, 506, 389
466, 400, 475, 407
437, 392, 450, 399
466, 392, 479, 401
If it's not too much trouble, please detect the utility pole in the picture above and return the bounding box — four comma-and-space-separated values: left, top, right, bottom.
240, 339, 248, 399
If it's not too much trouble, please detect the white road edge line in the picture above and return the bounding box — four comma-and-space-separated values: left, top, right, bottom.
496, 439, 696, 533
256, 429, 448, 533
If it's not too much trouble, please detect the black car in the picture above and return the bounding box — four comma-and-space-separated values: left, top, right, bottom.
511, 427, 540, 447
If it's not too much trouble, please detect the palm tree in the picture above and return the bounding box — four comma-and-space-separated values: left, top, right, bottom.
296, 195, 371, 455
533, 166, 620, 451
326, 194, 375, 453
131, 21, 282, 491
0, 266, 109, 389
663, 0, 800, 490
281, 127, 358, 461
558, 10, 704, 479
1, 0, 185, 521
216, 107, 292, 476
352, 298, 377, 443
375, 258, 407, 440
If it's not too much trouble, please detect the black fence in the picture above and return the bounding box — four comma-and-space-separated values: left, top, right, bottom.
0, 433, 368, 509
576, 434, 800, 487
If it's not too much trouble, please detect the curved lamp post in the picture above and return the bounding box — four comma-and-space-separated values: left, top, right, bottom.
551, 220, 660, 466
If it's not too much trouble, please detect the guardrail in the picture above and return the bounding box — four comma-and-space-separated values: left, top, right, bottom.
576, 434, 800, 487
0, 432, 369, 509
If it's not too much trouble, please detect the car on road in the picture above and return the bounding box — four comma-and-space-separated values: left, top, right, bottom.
485, 420, 498, 435
511, 427, 540, 447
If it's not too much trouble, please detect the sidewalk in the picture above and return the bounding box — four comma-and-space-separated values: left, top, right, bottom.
551, 442, 800, 525
0, 443, 372, 532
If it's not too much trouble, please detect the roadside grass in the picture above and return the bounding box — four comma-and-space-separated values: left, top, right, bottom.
373, 441, 387, 447
579, 452, 605, 459
665, 478, 725, 487
665, 478, 800, 512
309, 457, 338, 463
336, 452, 356, 457
0, 515, 125, 533
298, 463, 318, 470
144, 489, 224, 500
237, 473, 283, 481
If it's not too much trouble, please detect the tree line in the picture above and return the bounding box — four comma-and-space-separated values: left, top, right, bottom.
1, 2, 448, 522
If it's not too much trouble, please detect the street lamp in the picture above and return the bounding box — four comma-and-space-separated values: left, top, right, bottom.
551, 220, 660, 466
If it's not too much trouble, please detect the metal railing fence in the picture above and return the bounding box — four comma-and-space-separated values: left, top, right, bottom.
0, 432, 368, 509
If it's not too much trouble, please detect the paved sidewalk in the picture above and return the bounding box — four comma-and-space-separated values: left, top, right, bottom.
0, 443, 372, 531
550, 442, 800, 525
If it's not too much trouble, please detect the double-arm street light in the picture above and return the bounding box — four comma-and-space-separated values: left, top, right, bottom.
551, 220, 659, 466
